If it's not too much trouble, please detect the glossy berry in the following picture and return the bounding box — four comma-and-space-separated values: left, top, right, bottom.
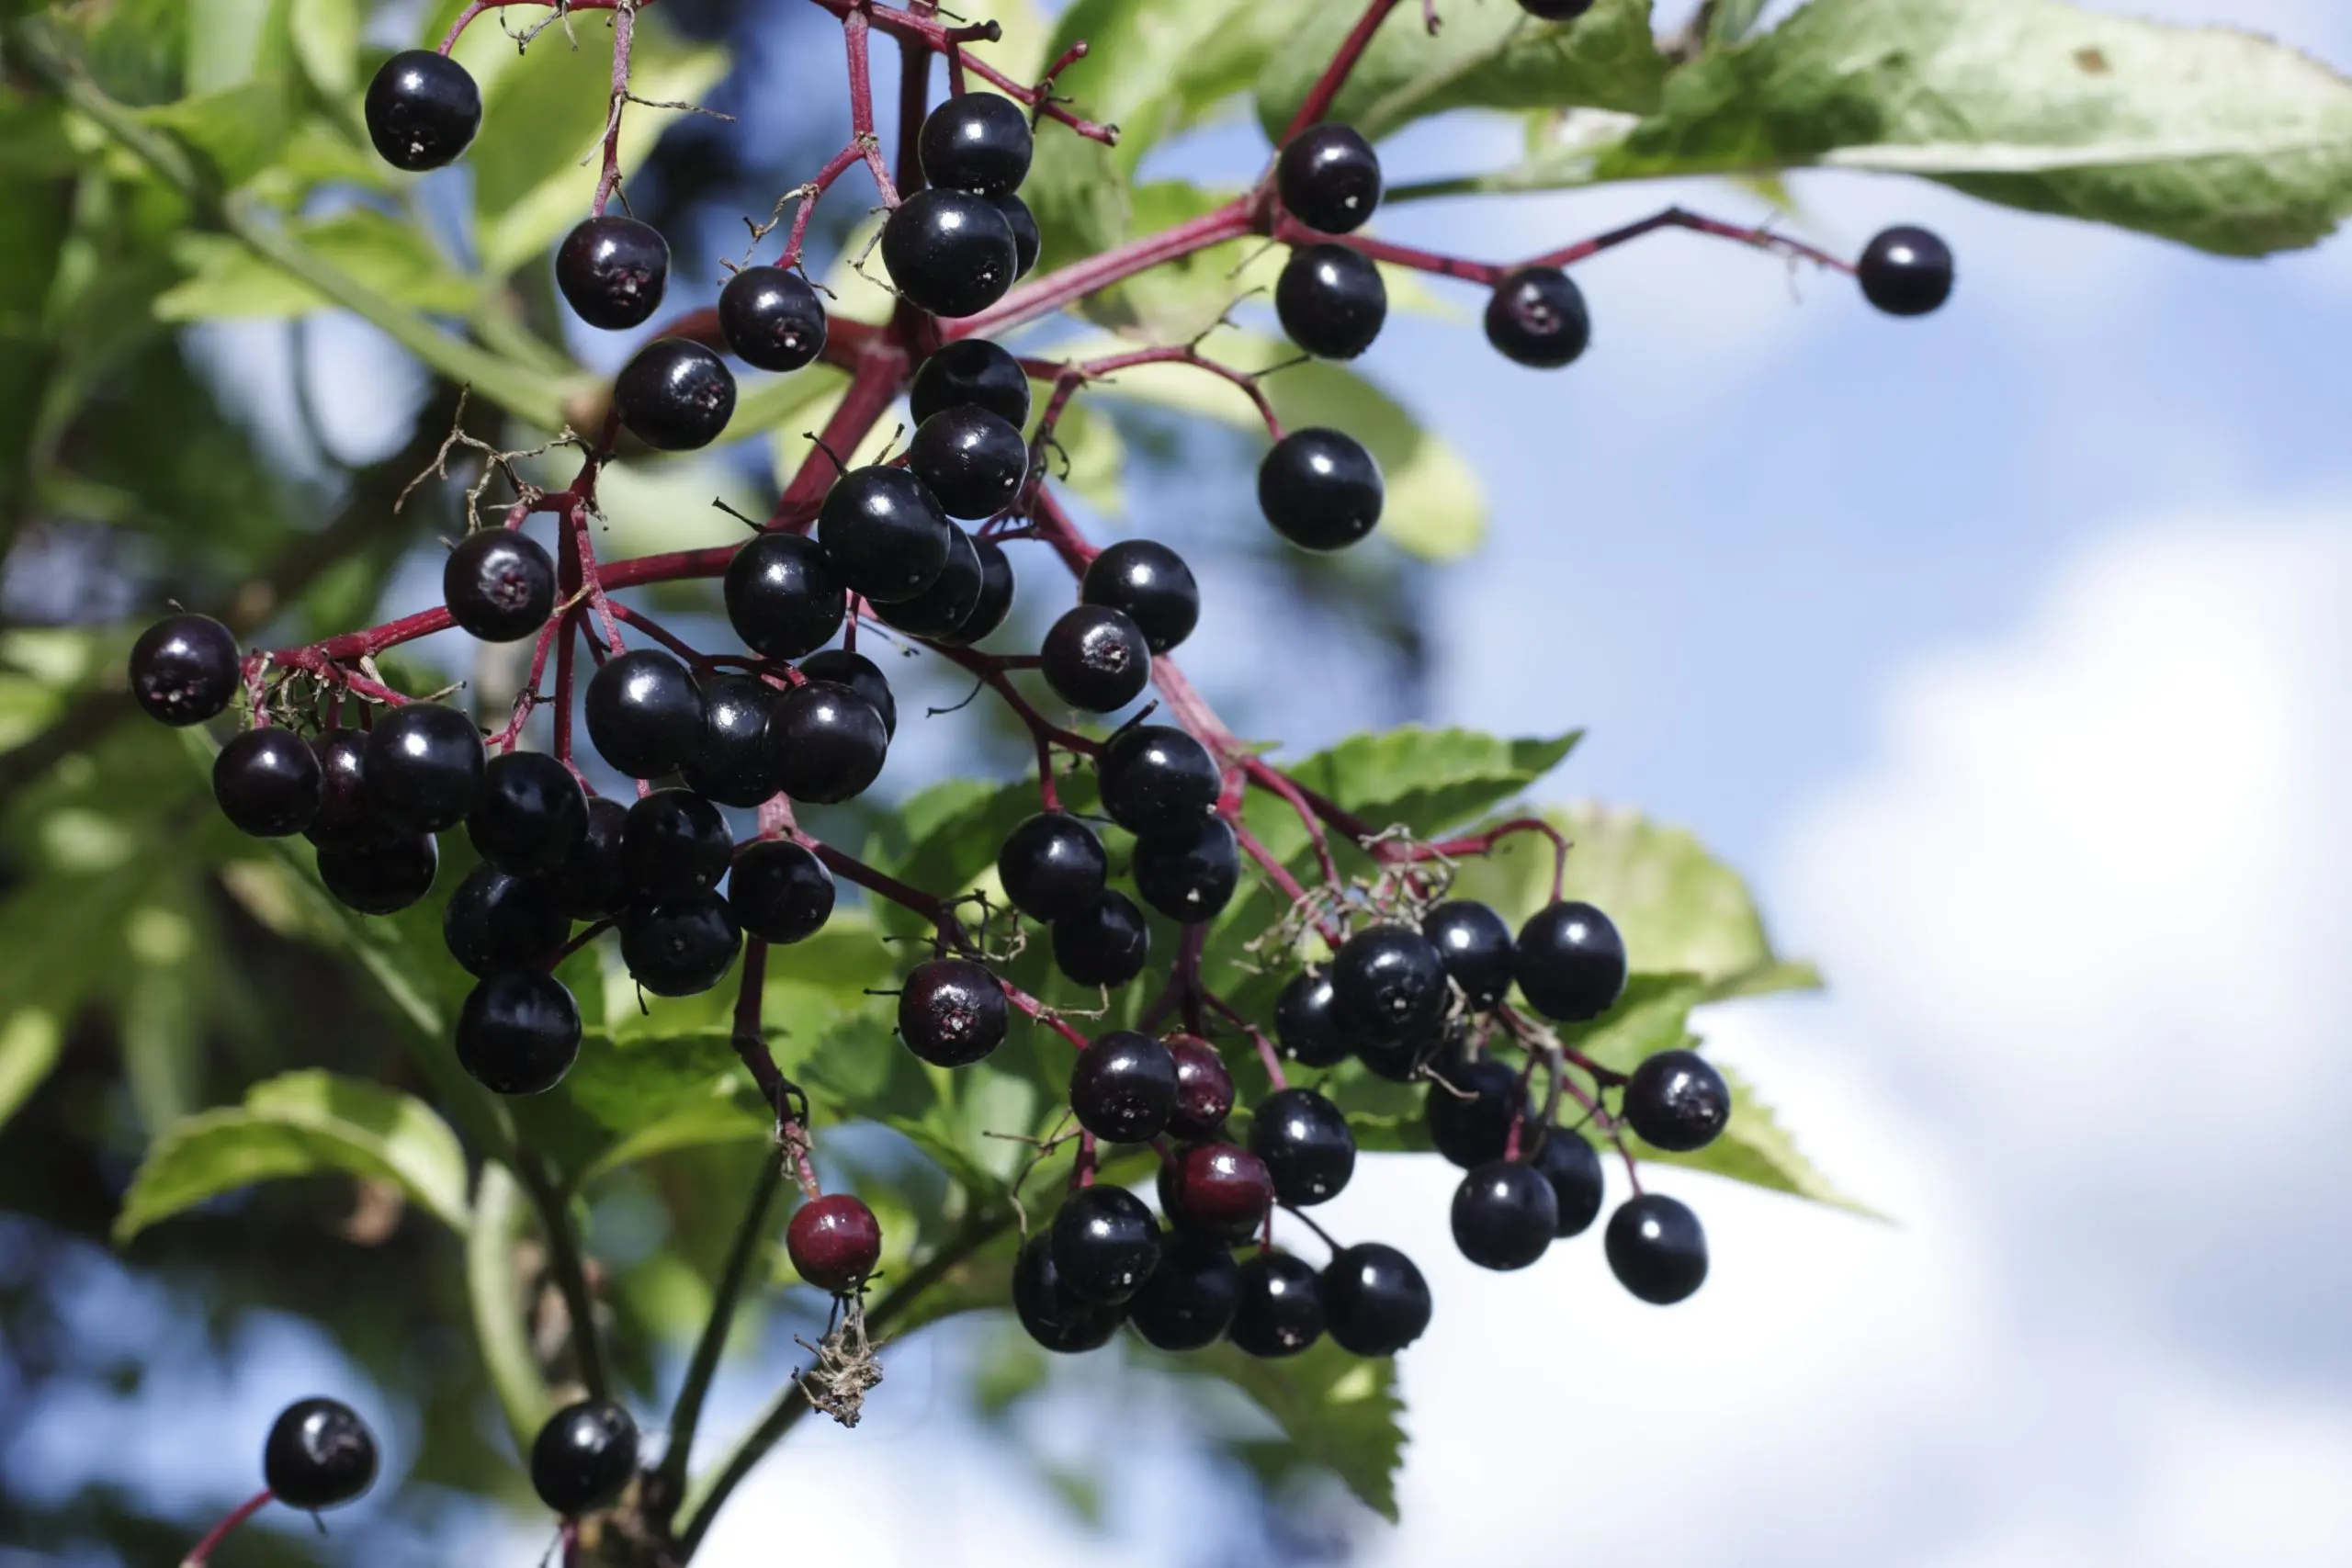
1097, 724, 1218, 837
443, 865, 569, 977
909, 405, 1027, 519
529, 1401, 638, 1516
1080, 540, 1198, 654
816, 466, 953, 604
1422, 899, 1515, 1010
1515, 0, 1595, 17
1164, 1034, 1235, 1141
996, 193, 1039, 277
614, 339, 736, 452
1273, 967, 1350, 1067
552, 795, 629, 920
1012, 1232, 1125, 1352
364, 50, 480, 171
797, 649, 897, 739
1229, 1251, 1325, 1359
724, 532, 847, 661
129, 614, 238, 726
1425, 1056, 1526, 1169
363, 703, 484, 832
767, 680, 888, 804
455, 972, 581, 1095
1528, 1125, 1603, 1236
1331, 923, 1449, 1046
1321, 1243, 1430, 1358
998, 811, 1107, 921
718, 265, 827, 372
213, 728, 321, 837
898, 956, 1007, 1066
1514, 900, 1626, 1021
1041, 604, 1151, 712
1250, 1087, 1354, 1207
262, 1397, 378, 1510
872, 526, 984, 640
1069, 1031, 1177, 1144
1451, 1160, 1557, 1271
951, 535, 1016, 645
621, 788, 733, 902
1623, 1047, 1731, 1153
1859, 224, 1954, 316
1126, 1232, 1238, 1351
556, 215, 669, 331
918, 92, 1034, 197
1158, 1141, 1272, 1244
1278, 122, 1382, 235
1051, 888, 1150, 988
729, 839, 835, 944
881, 188, 1018, 319
619, 896, 741, 996
1259, 427, 1382, 551
786, 1193, 881, 1292
1484, 265, 1590, 368
910, 339, 1030, 427
306, 729, 374, 848
679, 673, 780, 808
1132, 818, 1239, 922
584, 649, 705, 780
1275, 243, 1386, 359
467, 750, 587, 875
1051, 1184, 1161, 1303
317, 831, 438, 915
1607, 1192, 1708, 1304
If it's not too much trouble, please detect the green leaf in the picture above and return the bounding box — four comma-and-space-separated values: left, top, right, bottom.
156, 207, 479, 320
1278, 727, 1580, 845
0, 1009, 62, 1132
287, 0, 356, 96
1182, 1339, 1407, 1521
114, 1069, 472, 1243
578, 1095, 769, 1187
1706, 0, 1769, 49
136, 79, 292, 186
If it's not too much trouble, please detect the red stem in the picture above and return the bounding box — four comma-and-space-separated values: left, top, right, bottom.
181, 1489, 274, 1568
1278, 0, 1407, 141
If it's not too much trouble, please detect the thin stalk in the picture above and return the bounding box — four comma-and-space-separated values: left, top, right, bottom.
654, 1147, 788, 1512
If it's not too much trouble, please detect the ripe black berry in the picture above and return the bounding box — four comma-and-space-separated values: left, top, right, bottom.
443, 865, 569, 976
306, 729, 374, 848
621, 787, 733, 902
1528, 1125, 1603, 1236
787, 1192, 881, 1292
584, 649, 705, 780
443, 528, 556, 643
262, 1397, 378, 1510
317, 831, 438, 914
724, 533, 847, 661
1159, 1141, 1271, 1243
1275, 243, 1386, 359
1450, 1160, 1557, 1271
1425, 1056, 1525, 1168
1051, 1184, 1161, 1303
918, 92, 1034, 197
1080, 539, 1198, 654
767, 680, 888, 803
468, 750, 587, 874
718, 265, 827, 372
1623, 1047, 1730, 1153
1858, 224, 1954, 316
619, 896, 742, 996
364, 50, 480, 170
816, 466, 953, 604
1273, 967, 1350, 1067
1606, 1192, 1707, 1304
1250, 1087, 1355, 1207
551, 795, 629, 920
881, 189, 1018, 318
1258, 427, 1382, 551
1126, 1232, 1238, 1351
908, 405, 1027, 519
614, 339, 737, 452
363, 703, 485, 832
1069, 1031, 1178, 1143
872, 526, 984, 640
1484, 266, 1590, 368
1516, 0, 1595, 17
1422, 899, 1515, 1010
529, 1400, 639, 1516
796, 649, 897, 739
213, 728, 322, 837
1012, 1232, 1125, 1352
556, 215, 669, 331
1358, 1020, 1463, 1084
729, 839, 835, 944
680, 673, 780, 807
1230, 1251, 1325, 1359
1514, 900, 1626, 1021
129, 614, 238, 726
1097, 724, 1219, 837
910, 338, 1030, 427
1132, 818, 1239, 922
953, 536, 1016, 645
1041, 604, 1151, 712
1331, 923, 1448, 1046
1165, 1034, 1235, 1140
1320, 1243, 1430, 1358
1277, 122, 1382, 235
999, 811, 1108, 921
898, 956, 1007, 1066
455, 971, 582, 1095
1051, 888, 1150, 987
996, 194, 1039, 277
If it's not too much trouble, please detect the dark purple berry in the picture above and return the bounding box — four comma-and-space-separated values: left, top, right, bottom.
1159, 1142, 1271, 1244
1080, 539, 1197, 653
1515, 0, 1595, 17
362, 703, 484, 832
1096, 724, 1218, 837
1051, 888, 1150, 988
908, 405, 1026, 519
1423, 899, 1514, 1010
1164, 1034, 1234, 1141
767, 680, 888, 804
1330, 923, 1448, 1047
795, 649, 896, 739
556, 214, 669, 331
1274, 966, 1349, 1067
1258, 427, 1381, 551
263, 1397, 378, 1510
724, 533, 847, 662
1050, 1183, 1160, 1303
364, 50, 480, 170
551, 795, 629, 920
787, 1193, 881, 1292
1484, 266, 1590, 368
619, 896, 741, 997
898, 956, 1007, 1066
584, 649, 705, 780
910, 339, 1030, 427
1278, 122, 1382, 235
1451, 1160, 1556, 1271
467, 750, 588, 875
718, 265, 827, 371
1514, 900, 1626, 1021
1229, 1251, 1325, 1358
1275, 243, 1385, 359
872, 526, 984, 640
1858, 225, 1954, 317
1013, 1232, 1125, 1352
995, 193, 1039, 276
999, 811, 1107, 922
317, 831, 438, 915
614, 339, 736, 452
1126, 1232, 1238, 1351
680, 673, 780, 808
1528, 1125, 1603, 1237
1041, 604, 1150, 712
918, 92, 1034, 197
443, 864, 569, 977
881, 189, 1017, 318
306, 729, 374, 848
946, 534, 1015, 646
1250, 1087, 1354, 1207
729, 839, 835, 944
1424, 1056, 1526, 1169
213, 728, 322, 837
129, 614, 238, 726
1069, 1031, 1178, 1144
1606, 1193, 1708, 1303
1623, 1047, 1731, 1153
1320, 1242, 1429, 1357
528, 1401, 638, 1516
455, 971, 581, 1095
816, 466, 953, 604
1132, 818, 1238, 922
620, 787, 732, 903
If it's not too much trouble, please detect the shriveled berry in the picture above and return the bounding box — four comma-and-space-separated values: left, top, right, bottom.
1606, 1192, 1708, 1304
614, 339, 736, 452
1330, 923, 1449, 1047
1097, 724, 1218, 837
881, 189, 1017, 318
1259, 427, 1381, 551
1051, 1184, 1160, 1303
443, 864, 569, 977
898, 956, 1007, 1066
1158, 1141, 1272, 1244
1858, 225, 1954, 317
317, 831, 438, 915
1278, 122, 1382, 235
551, 795, 629, 920
364, 50, 479, 171
1623, 1047, 1731, 1153
1012, 1232, 1124, 1352
724, 532, 845, 661
816, 466, 952, 604
618, 896, 741, 997
679, 673, 780, 808
1069, 1031, 1177, 1143
1250, 1087, 1354, 1207
529, 1401, 638, 1516
129, 614, 238, 726
214, 728, 321, 837
1424, 1056, 1526, 1169
729, 839, 835, 944
1423, 899, 1515, 1010
455, 972, 581, 1095
556, 215, 669, 331
767, 680, 888, 804
1514, 900, 1626, 1021
467, 750, 588, 875
621, 788, 733, 903
1041, 604, 1150, 712
584, 649, 705, 780
1275, 967, 1350, 1067
263, 1397, 378, 1510
1484, 266, 1590, 368
1275, 243, 1386, 359
1528, 1125, 1603, 1236
908, 405, 1026, 519
787, 1193, 882, 1292
910, 339, 1030, 427
1164, 1034, 1235, 1141
1132, 818, 1239, 922
1451, 1160, 1556, 1271
718, 265, 827, 372
1229, 1251, 1325, 1359
918, 92, 1034, 197
1051, 889, 1150, 988
1126, 1232, 1238, 1351
1320, 1243, 1430, 1358
1080, 539, 1197, 653
363, 703, 484, 832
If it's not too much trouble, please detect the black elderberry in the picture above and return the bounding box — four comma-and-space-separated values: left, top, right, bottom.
729, 839, 836, 944
1249, 1087, 1354, 1207
1069, 1031, 1178, 1143
455, 971, 581, 1095
443, 864, 569, 977
262, 1397, 378, 1511
1126, 1232, 1238, 1351
1422, 899, 1515, 1010
467, 750, 588, 874
1859, 225, 1955, 317
918, 92, 1034, 197
1424, 1055, 1527, 1169
443, 529, 556, 643
364, 50, 480, 171
1158, 1141, 1270, 1244
908, 405, 1027, 519
796, 649, 898, 739
1273, 966, 1350, 1067
1230, 1251, 1325, 1359
1165, 1034, 1235, 1140
1097, 724, 1219, 837
1320, 1243, 1430, 1358
1080, 539, 1198, 654
1259, 427, 1382, 551
556, 214, 669, 331
718, 265, 828, 372
996, 194, 1039, 277
1606, 1192, 1708, 1304
620, 788, 733, 903
619, 896, 742, 997
1132, 818, 1239, 922
364, 703, 485, 832
1275, 243, 1386, 360
816, 466, 953, 604
998, 811, 1108, 922
898, 956, 1008, 1066
1013, 1232, 1125, 1352
317, 831, 438, 915
1277, 122, 1383, 235
306, 729, 374, 849
679, 673, 780, 808
551, 795, 629, 920
1331, 923, 1449, 1046
129, 614, 238, 727
910, 339, 1030, 428
1041, 604, 1151, 712
1623, 1047, 1731, 1153
873, 526, 984, 640
1515, 0, 1595, 17
767, 680, 888, 803
1451, 1160, 1557, 1271
1051, 1184, 1161, 1303
528, 1400, 639, 1516
213, 728, 322, 838
1484, 266, 1590, 368
1514, 900, 1626, 1021
614, 339, 737, 452
1357, 1023, 1460, 1084
724, 532, 847, 662
881, 189, 1018, 319
951, 535, 1016, 646
1051, 888, 1150, 988
584, 649, 705, 781
1528, 1125, 1603, 1236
